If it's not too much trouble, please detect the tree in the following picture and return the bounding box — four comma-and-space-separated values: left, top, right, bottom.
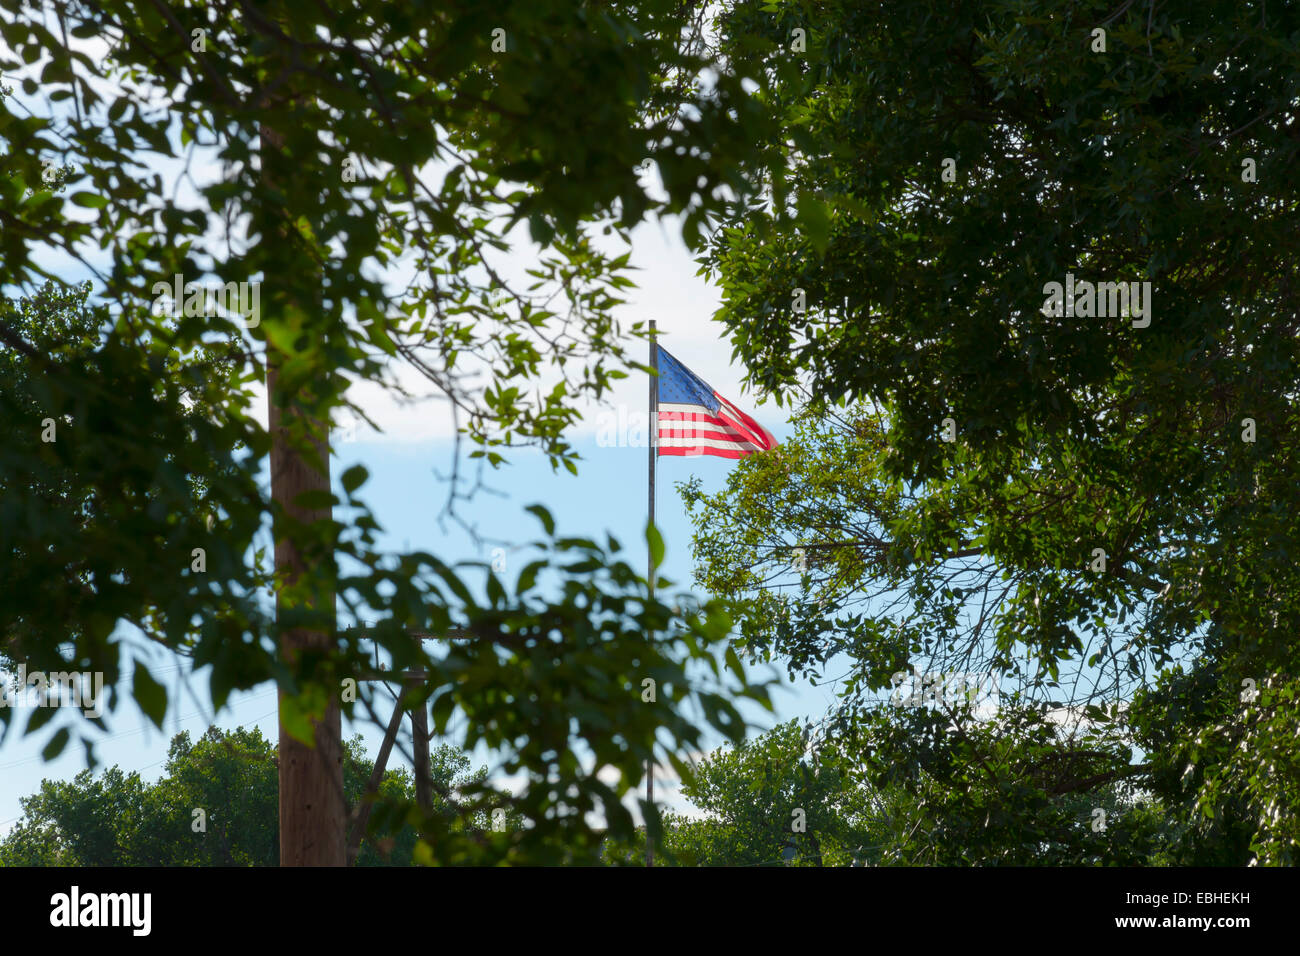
690, 0, 1300, 864
0, 280, 241, 682
0, 726, 489, 866
664, 720, 877, 866
603, 720, 895, 866
0, 766, 150, 867
1, 1, 778, 862
678, 380, 1258, 864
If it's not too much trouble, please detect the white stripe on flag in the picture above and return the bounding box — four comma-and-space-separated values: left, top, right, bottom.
657, 436, 763, 451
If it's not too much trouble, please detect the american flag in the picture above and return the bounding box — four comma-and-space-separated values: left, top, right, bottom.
655, 345, 778, 459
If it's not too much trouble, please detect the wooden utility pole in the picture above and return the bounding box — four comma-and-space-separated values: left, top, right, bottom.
409, 666, 432, 812
264, 116, 345, 866
346, 684, 407, 866
345, 633, 454, 864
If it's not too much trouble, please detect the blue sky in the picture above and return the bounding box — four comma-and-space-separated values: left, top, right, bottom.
0, 214, 836, 833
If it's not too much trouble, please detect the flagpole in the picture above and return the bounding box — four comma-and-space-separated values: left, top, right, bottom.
646, 319, 658, 868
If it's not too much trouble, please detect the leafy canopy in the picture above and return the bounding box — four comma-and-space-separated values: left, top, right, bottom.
692, 0, 1300, 863
0, 0, 780, 862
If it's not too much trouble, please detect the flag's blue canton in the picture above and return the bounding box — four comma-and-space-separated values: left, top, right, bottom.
657, 346, 720, 413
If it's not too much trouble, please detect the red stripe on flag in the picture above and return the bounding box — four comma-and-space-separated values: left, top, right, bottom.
658, 444, 751, 459
715, 394, 778, 449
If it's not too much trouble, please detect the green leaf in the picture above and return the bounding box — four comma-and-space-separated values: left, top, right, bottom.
341, 464, 369, 495
292, 489, 336, 510
646, 521, 665, 570
430, 692, 456, 735
279, 693, 315, 747
70, 191, 108, 209
516, 559, 547, 594
724, 645, 745, 680
41, 727, 70, 761
133, 663, 167, 729
526, 504, 556, 536
795, 194, 831, 254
